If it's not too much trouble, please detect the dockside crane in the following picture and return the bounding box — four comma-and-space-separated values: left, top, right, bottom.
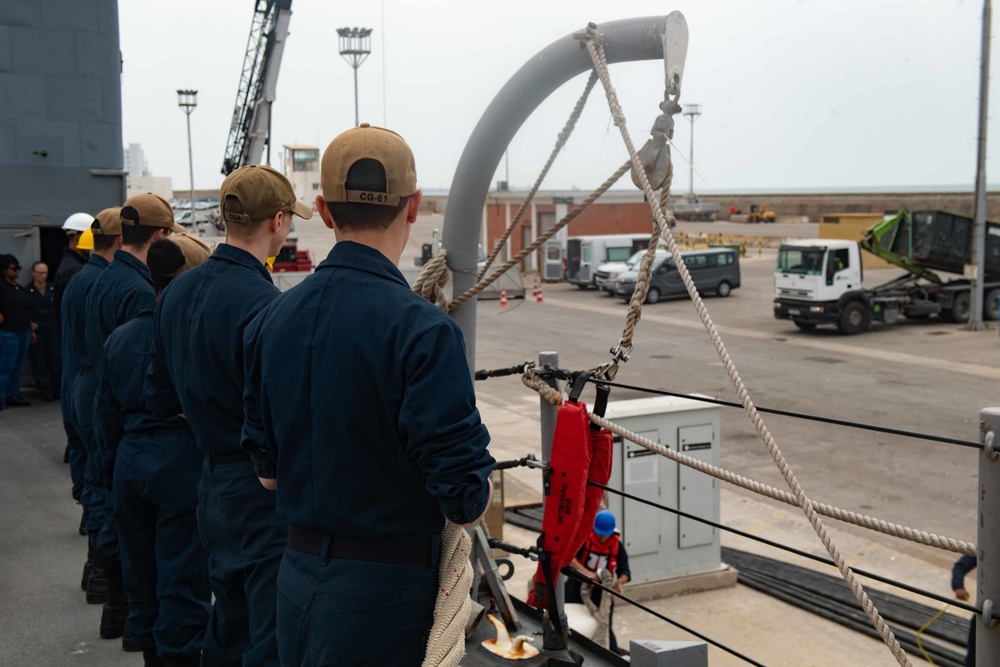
219, 0, 313, 273
222, 0, 293, 176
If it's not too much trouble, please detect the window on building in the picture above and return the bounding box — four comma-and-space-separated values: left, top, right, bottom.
291, 148, 320, 173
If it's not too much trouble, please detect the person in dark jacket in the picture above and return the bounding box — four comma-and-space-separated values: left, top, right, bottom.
242, 124, 494, 666
25, 261, 60, 401
53, 212, 94, 326
84, 193, 183, 644
145, 165, 311, 667
952, 554, 977, 667
95, 235, 212, 667
63, 208, 122, 602
0, 254, 32, 409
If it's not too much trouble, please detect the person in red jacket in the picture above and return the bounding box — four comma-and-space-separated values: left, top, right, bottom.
566, 509, 631, 655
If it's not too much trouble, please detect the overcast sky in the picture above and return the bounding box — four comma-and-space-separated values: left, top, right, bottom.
119, 0, 994, 196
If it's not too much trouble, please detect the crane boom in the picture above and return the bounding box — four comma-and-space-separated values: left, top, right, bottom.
221, 0, 293, 175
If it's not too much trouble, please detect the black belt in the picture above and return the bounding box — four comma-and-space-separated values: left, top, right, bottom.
205, 451, 250, 466
287, 527, 437, 567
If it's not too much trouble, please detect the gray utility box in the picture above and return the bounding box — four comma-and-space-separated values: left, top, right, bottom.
603, 395, 721, 584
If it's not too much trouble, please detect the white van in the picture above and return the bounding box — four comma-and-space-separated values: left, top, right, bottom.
565, 234, 659, 289
594, 247, 669, 294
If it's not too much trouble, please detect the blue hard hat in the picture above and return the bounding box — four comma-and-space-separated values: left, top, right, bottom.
594, 510, 616, 536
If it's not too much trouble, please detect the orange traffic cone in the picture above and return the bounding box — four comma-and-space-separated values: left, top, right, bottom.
535, 283, 543, 303
499, 288, 508, 307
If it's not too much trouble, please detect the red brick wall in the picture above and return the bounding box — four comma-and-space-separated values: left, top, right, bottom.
484, 201, 654, 261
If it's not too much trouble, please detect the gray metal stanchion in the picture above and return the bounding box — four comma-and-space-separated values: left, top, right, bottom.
537, 351, 571, 652
977, 407, 1000, 664
539, 351, 560, 461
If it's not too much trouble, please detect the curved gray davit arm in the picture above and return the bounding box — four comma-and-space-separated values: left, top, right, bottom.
441, 15, 679, 368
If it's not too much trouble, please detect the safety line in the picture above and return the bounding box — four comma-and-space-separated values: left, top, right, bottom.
590, 481, 984, 619
587, 411, 977, 558
474, 363, 531, 381
590, 379, 984, 450
562, 569, 769, 667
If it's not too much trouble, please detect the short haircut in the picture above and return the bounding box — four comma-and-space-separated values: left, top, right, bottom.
324, 159, 408, 232
146, 238, 186, 294
92, 234, 120, 252
223, 195, 272, 242
0, 253, 17, 271
121, 223, 159, 247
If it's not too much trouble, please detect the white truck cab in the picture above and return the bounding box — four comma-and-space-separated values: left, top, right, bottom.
773, 240, 868, 333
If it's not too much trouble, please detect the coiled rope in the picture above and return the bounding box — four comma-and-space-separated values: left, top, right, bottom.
577, 23, 912, 666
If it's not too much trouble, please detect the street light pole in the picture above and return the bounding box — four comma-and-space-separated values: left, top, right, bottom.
682, 104, 701, 198
177, 89, 198, 219
967, 0, 991, 331
337, 27, 373, 127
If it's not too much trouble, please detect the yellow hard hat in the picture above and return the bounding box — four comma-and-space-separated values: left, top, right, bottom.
265, 256, 276, 272
76, 228, 94, 251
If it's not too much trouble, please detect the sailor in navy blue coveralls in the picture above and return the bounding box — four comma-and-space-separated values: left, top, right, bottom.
244, 241, 495, 667
242, 125, 494, 666
85, 248, 155, 571
84, 193, 179, 640
62, 207, 121, 555
95, 299, 210, 663
146, 243, 285, 667
145, 164, 310, 667
62, 251, 109, 540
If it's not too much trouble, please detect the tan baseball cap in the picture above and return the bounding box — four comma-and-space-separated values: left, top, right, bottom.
120, 193, 185, 234
220, 164, 312, 224
321, 123, 417, 206
164, 233, 212, 277
91, 206, 123, 236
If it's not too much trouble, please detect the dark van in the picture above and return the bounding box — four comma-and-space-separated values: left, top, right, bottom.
612, 247, 741, 303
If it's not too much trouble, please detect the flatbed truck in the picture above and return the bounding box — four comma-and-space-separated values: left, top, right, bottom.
773, 209, 1000, 334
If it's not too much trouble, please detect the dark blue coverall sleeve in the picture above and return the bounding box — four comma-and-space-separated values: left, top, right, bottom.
398, 320, 493, 525
144, 299, 182, 418
94, 339, 123, 486
952, 555, 977, 591
241, 311, 275, 479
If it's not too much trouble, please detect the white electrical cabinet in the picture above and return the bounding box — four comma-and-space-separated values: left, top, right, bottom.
603, 395, 721, 584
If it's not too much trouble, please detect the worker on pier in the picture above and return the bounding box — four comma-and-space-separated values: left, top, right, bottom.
567, 509, 632, 655
242, 124, 495, 666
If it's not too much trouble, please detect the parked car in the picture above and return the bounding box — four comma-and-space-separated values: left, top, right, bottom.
613, 247, 741, 303
595, 247, 669, 294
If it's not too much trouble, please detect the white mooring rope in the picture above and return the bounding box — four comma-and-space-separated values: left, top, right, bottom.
421, 521, 473, 667
578, 23, 912, 666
